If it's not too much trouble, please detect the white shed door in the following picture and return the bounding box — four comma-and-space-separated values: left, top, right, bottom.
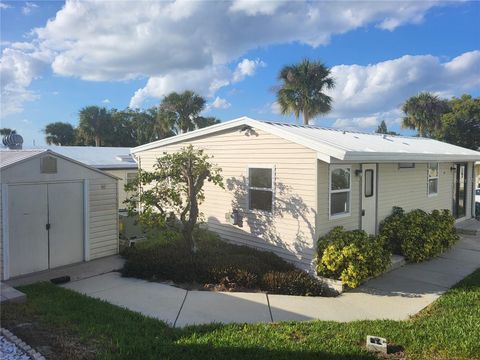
8, 184, 49, 277
361, 164, 377, 234
8, 182, 84, 278
48, 182, 84, 268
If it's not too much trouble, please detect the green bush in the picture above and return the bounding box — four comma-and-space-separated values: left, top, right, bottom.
261, 270, 324, 296
316, 227, 391, 288
379, 207, 459, 262
122, 229, 323, 296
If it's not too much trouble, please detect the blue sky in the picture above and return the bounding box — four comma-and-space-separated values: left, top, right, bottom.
1, 1, 479, 146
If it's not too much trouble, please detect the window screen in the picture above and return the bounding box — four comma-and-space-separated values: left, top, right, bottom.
40, 156, 57, 174
330, 166, 351, 217
248, 168, 273, 212
364, 169, 374, 197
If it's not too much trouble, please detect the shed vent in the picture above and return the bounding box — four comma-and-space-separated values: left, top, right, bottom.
41, 156, 58, 173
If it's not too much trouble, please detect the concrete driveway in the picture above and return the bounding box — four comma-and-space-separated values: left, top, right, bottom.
63, 235, 480, 327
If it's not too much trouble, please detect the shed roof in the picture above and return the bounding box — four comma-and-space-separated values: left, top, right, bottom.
0, 149, 119, 179
27, 146, 137, 169
132, 116, 480, 163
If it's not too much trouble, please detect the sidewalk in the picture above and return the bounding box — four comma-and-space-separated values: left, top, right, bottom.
62, 235, 480, 327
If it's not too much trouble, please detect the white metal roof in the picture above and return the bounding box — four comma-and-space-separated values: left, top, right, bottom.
26, 146, 137, 169
131, 116, 480, 163
0, 149, 47, 169
0, 149, 119, 179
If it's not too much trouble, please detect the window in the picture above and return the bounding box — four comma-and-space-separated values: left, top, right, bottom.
330, 166, 351, 217
427, 163, 439, 196
126, 172, 137, 185
398, 163, 415, 169
40, 156, 57, 174
364, 169, 374, 198
248, 167, 274, 212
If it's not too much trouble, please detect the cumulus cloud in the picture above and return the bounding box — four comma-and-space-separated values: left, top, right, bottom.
101, 99, 110, 104
326, 51, 480, 129
0, 47, 50, 116
0, 2, 12, 9
205, 96, 231, 111
22, 2, 38, 15
233, 58, 266, 82
0, 0, 457, 115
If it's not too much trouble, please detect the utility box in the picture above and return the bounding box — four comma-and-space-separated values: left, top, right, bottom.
366, 336, 387, 354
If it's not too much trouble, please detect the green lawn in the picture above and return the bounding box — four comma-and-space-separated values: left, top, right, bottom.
2, 268, 480, 360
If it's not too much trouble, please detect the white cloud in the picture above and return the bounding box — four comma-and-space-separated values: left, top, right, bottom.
22, 2, 38, 15
229, 0, 284, 16
270, 101, 282, 115
101, 98, 110, 104
0, 2, 12, 9
0, 47, 50, 116
28, 1, 447, 104
205, 96, 231, 111
326, 51, 480, 130
233, 58, 266, 82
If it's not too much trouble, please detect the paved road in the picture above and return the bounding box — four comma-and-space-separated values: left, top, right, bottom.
63, 235, 480, 327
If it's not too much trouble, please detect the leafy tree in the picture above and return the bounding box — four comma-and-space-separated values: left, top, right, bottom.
196, 116, 221, 129
375, 120, 399, 136
160, 91, 206, 133
401, 92, 449, 137
0, 128, 13, 136
436, 95, 480, 150
125, 145, 223, 252
78, 106, 113, 146
276, 59, 335, 125
44, 122, 76, 145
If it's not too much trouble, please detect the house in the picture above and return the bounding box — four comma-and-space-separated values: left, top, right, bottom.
476, 162, 480, 189
0, 149, 119, 280
131, 117, 480, 271
31, 146, 137, 209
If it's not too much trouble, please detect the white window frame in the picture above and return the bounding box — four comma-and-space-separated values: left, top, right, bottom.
247, 165, 275, 214
427, 162, 439, 197
329, 165, 352, 219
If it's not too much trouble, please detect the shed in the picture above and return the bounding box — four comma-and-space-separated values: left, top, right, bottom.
132, 117, 480, 271
0, 149, 119, 280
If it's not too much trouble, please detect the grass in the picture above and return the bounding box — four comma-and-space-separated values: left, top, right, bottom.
2, 268, 480, 360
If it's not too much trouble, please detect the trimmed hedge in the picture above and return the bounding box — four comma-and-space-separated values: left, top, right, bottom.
379, 207, 459, 262
316, 227, 391, 288
122, 229, 325, 296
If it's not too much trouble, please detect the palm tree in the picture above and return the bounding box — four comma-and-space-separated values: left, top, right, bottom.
78, 106, 112, 146
160, 91, 206, 133
401, 92, 449, 137
276, 59, 335, 125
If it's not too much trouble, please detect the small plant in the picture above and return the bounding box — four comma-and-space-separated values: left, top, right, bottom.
379, 207, 459, 262
261, 270, 324, 296
316, 227, 391, 288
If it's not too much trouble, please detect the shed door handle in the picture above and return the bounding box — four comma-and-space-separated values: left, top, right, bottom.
46, 223, 51, 230
362, 210, 365, 216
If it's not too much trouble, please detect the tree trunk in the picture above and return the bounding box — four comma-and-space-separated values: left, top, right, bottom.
302, 112, 309, 125
95, 135, 100, 147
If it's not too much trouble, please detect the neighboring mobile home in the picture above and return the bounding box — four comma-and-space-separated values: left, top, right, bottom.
32, 146, 137, 209
131, 117, 480, 271
0, 150, 119, 280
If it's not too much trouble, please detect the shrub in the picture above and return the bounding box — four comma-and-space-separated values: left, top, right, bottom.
378, 206, 405, 253
122, 228, 319, 296
316, 227, 391, 288
261, 270, 324, 296
379, 207, 459, 262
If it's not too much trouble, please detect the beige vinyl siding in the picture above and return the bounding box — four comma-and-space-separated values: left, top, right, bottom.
136, 128, 318, 270
377, 162, 455, 222
103, 169, 137, 209
316, 161, 361, 236
89, 178, 119, 259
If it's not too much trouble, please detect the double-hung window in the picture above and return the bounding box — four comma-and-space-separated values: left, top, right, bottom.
248, 167, 274, 212
330, 166, 351, 218
427, 163, 439, 196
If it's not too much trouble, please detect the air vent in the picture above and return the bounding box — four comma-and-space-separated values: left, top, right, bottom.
41, 156, 58, 174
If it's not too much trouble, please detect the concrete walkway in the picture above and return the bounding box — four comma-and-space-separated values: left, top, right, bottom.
62, 235, 480, 327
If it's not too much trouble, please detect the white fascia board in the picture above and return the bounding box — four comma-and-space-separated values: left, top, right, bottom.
131, 116, 252, 154
341, 151, 480, 163
317, 152, 331, 163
